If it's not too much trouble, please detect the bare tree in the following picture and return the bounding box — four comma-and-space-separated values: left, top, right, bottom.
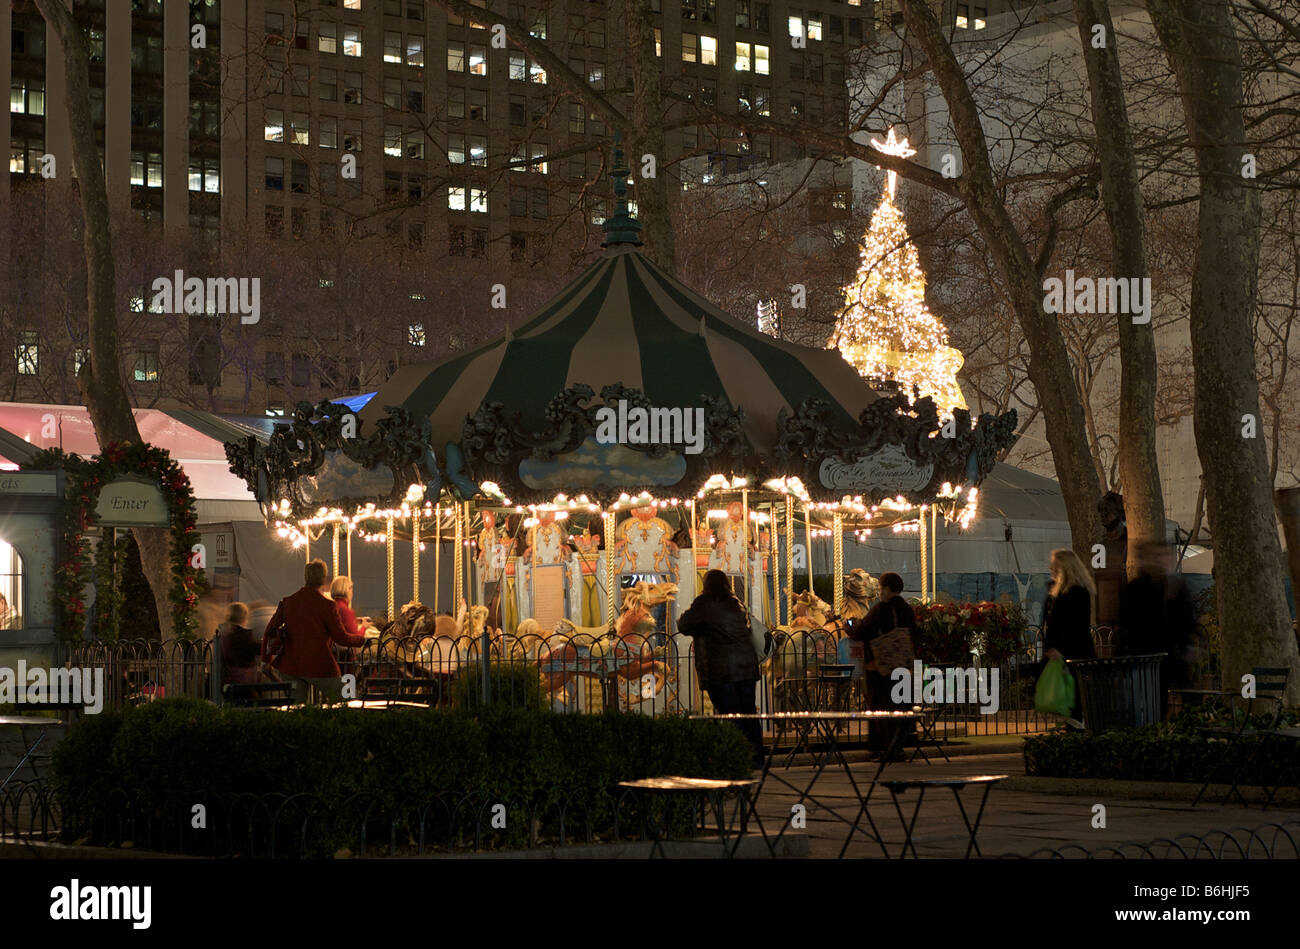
1147, 0, 1300, 701
1070, 0, 1165, 577
33, 0, 178, 638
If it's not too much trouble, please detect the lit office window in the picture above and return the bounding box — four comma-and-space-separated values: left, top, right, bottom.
701, 36, 717, 66
384, 31, 402, 63
16, 331, 39, 376
264, 109, 284, 142
133, 343, 160, 383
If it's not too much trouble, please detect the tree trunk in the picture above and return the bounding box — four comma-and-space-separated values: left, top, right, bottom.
1071, 0, 1166, 580
35, 0, 176, 638
1148, 0, 1299, 703
899, 0, 1105, 564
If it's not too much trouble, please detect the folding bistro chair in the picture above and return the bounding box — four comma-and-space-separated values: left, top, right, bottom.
1195, 667, 1291, 806
908, 705, 951, 764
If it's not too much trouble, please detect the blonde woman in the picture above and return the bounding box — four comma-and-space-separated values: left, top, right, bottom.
1043, 549, 1095, 726
329, 575, 364, 639
1043, 549, 1096, 663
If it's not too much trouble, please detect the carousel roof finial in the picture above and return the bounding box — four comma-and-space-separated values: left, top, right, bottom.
601, 131, 644, 249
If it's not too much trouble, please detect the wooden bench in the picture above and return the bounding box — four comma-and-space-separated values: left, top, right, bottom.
1194, 667, 1291, 807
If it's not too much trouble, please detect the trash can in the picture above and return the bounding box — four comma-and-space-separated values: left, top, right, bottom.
1067, 653, 1167, 732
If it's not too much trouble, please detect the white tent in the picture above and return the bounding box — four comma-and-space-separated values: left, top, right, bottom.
824, 463, 1071, 579
0, 401, 263, 522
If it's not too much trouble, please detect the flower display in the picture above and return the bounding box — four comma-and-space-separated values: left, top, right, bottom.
911, 599, 1030, 665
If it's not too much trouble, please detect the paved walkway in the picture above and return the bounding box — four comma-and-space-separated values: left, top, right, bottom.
751, 751, 1300, 858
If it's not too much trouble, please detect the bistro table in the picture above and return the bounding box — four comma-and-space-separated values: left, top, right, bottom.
0, 716, 61, 791
693, 710, 919, 858
616, 776, 766, 858
880, 774, 1008, 858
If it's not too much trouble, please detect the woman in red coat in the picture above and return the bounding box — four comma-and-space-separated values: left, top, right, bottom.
263, 560, 366, 703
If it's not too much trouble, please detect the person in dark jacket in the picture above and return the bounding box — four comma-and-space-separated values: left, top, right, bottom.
1118, 541, 1197, 719
263, 559, 367, 704
1042, 549, 1096, 726
219, 602, 260, 687
678, 569, 763, 766
848, 572, 918, 758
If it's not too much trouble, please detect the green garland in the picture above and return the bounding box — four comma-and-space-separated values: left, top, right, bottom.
28, 442, 204, 642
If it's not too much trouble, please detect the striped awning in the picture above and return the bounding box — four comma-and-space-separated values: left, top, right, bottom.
362, 245, 879, 460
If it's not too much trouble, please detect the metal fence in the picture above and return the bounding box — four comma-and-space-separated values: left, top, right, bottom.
1002, 821, 1300, 859
0, 779, 754, 858
8, 777, 1299, 860
58, 623, 1131, 739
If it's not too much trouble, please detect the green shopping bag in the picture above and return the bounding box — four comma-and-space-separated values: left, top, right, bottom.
1034, 658, 1076, 716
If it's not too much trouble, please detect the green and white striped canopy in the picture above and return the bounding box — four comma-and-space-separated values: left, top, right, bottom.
362, 245, 880, 459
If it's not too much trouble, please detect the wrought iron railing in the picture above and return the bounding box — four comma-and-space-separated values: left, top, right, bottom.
0, 779, 753, 858
57, 624, 1126, 739
1001, 821, 1300, 859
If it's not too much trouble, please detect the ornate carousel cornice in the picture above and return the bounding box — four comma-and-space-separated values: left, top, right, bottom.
223, 390, 1017, 517
461, 382, 752, 507
225, 399, 440, 521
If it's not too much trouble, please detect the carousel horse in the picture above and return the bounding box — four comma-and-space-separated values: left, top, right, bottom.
367, 601, 439, 676
609, 582, 678, 709
837, 569, 879, 672
511, 617, 547, 657
402, 601, 480, 677
628, 579, 679, 608
552, 617, 614, 639
771, 589, 841, 685
841, 569, 879, 623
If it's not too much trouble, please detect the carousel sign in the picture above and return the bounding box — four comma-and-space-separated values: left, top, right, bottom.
95, 477, 170, 527
818, 444, 934, 493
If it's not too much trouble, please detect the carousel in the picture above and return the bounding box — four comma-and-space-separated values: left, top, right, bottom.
225, 146, 1017, 715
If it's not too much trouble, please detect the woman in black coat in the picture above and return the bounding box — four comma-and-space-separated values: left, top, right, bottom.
847, 571, 919, 758
1042, 548, 1096, 725
678, 569, 763, 766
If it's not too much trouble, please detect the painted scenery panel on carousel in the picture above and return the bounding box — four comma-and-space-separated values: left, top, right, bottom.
818, 444, 935, 493
614, 507, 679, 579
299, 453, 397, 506
518, 437, 686, 491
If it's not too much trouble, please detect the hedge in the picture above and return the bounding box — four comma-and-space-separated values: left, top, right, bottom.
1023, 706, 1300, 786
51, 698, 752, 855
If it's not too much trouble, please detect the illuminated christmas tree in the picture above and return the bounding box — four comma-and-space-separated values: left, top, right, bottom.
834, 129, 967, 414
